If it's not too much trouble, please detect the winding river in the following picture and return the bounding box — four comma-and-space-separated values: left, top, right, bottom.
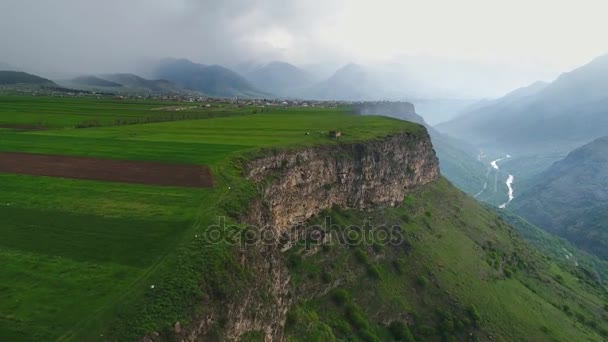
475, 153, 515, 208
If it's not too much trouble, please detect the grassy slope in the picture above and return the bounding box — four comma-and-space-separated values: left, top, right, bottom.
0, 97, 421, 341
283, 179, 608, 341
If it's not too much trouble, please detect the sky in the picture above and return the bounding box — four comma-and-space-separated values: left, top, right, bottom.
1, 0, 607, 96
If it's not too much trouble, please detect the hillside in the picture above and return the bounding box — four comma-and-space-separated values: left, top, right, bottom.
102, 73, 191, 94
152, 58, 268, 98
437, 56, 608, 154
244, 61, 316, 97
71, 75, 123, 87
0, 71, 56, 86
1, 97, 607, 341
58, 73, 193, 95
511, 136, 608, 260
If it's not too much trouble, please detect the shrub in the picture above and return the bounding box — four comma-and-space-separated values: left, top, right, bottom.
468, 305, 482, 325
345, 303, 369, 330
332, 289, 349, 306
553, 274, 565, 284
404, 195, 415, 207
391, 259, 405, 275
354, 249, 369, 264
367, 265, 382, 280
439, 316, 455, 333
286, 310, 298, 327
287, 254, 302, 269
540, 325, 550, 334
459, 317, 472, 328
321, 271, 332, 284
334, 319, 351, 335
415, 275, 429, 288
389, 321, 415, 342
359, 329, 380, 342
504, 268, 514, 278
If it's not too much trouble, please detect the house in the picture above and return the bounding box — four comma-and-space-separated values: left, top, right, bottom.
329, 131, 341, 139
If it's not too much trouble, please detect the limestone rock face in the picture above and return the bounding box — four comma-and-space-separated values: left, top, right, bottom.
164, 129, 439, 342
244, 131, 439, 232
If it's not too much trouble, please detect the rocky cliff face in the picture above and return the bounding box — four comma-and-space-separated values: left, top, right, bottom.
173, 129, 439, 341
243, 131, 439, 233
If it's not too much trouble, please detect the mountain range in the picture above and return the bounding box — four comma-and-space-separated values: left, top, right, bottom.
242, 61, 317, 97
437, 55, 608, 154
151, 58, 269, 98
512, 136, 608, 260
57, 73, 193, 95
0, 71, 57, 86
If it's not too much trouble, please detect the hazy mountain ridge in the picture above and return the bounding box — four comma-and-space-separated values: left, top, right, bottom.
0, 71, 56, 86
436, 55, 608, 152
71, 75, 123, 87
243, 61, 317, 97
57, 73, 193, 95
152, 58, 268, 98
512, 136, 608, 259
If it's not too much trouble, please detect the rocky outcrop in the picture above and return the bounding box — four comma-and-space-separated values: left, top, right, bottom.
243, 130, 439, 232
172, 129, 439, 342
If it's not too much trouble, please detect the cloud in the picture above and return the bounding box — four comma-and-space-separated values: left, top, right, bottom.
0, 0, 606, 95
0, 0, 344, 75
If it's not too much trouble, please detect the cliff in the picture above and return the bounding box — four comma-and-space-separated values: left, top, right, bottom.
244, 131, 439, 233
167, 129, 439, 341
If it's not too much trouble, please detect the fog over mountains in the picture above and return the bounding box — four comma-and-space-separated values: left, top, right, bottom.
512, 136, 608, 259
438, 55, 608, 154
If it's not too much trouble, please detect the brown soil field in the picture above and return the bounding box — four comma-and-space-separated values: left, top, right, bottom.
0, 152, 213, 188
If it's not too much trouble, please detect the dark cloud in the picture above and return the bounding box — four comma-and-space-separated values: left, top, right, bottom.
0, 0, 342, 76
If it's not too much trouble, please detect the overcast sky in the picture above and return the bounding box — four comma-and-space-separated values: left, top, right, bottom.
1, 0, 607, 94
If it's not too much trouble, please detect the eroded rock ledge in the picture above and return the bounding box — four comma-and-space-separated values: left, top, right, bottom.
243, 130, 440, 232
166, 129, 439, 342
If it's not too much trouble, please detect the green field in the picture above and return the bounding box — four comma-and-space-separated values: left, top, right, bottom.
2, 95, 607, 341
0, 95, 421, 340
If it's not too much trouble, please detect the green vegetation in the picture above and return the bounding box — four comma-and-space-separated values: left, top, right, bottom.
283, 178, 608, 341
0, 95, 420, 341
2, 94, 606, 341
511, 136, 608, 261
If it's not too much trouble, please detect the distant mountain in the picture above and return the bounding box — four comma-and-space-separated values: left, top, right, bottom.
244, 61, 316, 97
512, 136, 608, 259
58, 73, 194, 95
437, 55, 608, 152
71, 75, 123, 87
0, 71, 56, 86
303, 63, 381, 100
101, 73, 188, 93
152, 58, 268, 98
